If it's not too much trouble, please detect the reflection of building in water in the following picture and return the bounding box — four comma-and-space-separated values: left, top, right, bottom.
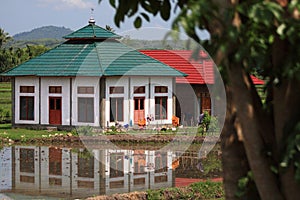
0, 146, 174, 199
0, 147, 12, 191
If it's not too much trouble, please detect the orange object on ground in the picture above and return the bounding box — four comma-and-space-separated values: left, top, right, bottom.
172, 159, 180, 169
138, 118, 146, 126
172, 116, 180, 127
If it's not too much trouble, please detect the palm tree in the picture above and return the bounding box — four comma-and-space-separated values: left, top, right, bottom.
0, 28, 12, 48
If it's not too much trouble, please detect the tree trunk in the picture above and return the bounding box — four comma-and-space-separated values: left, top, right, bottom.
227, 64, 284, 199
221, 86, 254, 199
273, 78, 300, 199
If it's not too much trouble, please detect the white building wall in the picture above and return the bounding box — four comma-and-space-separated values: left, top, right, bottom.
106, 77, 129, 127
106, 76, 174, 127
40, 77, 71, 125
15, 77, 39, 124
72, 77, 100, 126
150, 77, 174, 125
0, 147, 12, 190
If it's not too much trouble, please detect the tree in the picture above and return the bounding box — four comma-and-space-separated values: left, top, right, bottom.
100, 0, 300, 199
0, 28, 12, 48
0, 29, 49, 75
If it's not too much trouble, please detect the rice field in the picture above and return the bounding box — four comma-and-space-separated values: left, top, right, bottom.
0, 82, 12, 122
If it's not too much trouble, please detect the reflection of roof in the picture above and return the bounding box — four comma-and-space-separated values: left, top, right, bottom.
140, 50, 214, 84
140, 50, 265, 85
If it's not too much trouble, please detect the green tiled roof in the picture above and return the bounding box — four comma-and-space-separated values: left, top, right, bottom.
2, 40, 186, 77
63, 24, 121, 39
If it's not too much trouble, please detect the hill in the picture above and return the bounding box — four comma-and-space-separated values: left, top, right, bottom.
13, 26, 73, 40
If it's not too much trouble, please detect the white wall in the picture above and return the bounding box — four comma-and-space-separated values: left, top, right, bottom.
72, 77, 100, 126
150, 77, 174, 125
15, 77, 39, 124
15, 76, 175, 127
106, 77, 130, 127
40, 77, 71, 125
106, 76, 174, 127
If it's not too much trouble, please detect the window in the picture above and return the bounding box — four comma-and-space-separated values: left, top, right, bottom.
78, 86, 94, 94
49, 147, 62, 176
78, 97, 94, 123
155, 97, 167, 120
109, 86, 124, 94
110, 153, 124, 178
20, 86, 34, 93
110, 97, 124, 122
134, 86, 145, 94
20, 148, 34, 173
49, 86, 62, 94
155, 86, 168, 93
155, 152, 168, 173
20, 96, 34, 120
78, 152, 94, 178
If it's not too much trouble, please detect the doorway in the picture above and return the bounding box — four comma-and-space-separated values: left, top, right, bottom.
49, 97, 62, 125
134, 97, 145, 123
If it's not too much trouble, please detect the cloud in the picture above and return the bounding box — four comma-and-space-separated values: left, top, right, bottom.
38, 0, 95, 10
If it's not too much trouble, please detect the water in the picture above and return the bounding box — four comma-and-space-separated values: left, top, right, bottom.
0, 145, 221, 199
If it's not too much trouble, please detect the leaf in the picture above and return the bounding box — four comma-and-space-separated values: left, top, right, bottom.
141, 13, 150, 22
134, 16, 142, 28
160, 0, 171, 20
109, 0, 116, 8
277, 23, 286, 36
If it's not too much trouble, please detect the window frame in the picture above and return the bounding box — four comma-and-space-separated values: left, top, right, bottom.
155, 96, 168, 120
20, 86, 34, 93
20, 96, 35, 121
49, 86, 62, 94
77, 86, 94, 94
109, 86, 124, 94
110, 97, 124, 122
77, 97, 94, 123
155, 86, 168, 93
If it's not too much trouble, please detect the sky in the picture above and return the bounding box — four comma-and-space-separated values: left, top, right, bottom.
0, 0, 184, 40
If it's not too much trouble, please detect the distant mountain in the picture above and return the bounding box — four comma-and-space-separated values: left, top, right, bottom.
13, 26, 73, 40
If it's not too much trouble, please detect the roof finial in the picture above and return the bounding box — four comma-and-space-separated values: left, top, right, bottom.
89, 8, 96, 25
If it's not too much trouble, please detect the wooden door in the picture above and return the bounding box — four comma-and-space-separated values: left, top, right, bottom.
134, 97, 145, 123
201, 93, 211, 115
49, 97, 62, 125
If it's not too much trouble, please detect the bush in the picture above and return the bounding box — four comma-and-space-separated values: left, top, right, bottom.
76, 125, 94, 136
198, 111, 219, 135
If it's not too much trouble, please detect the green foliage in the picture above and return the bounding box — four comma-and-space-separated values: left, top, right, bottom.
0, 124, 69, 141
190, 181, 224, 199
235, 171, 259, 198
0, 82, 11, 123
147, 181, 224, 200
281, 120, 300, 183
198, 111, 219, 135
76, 125, 94, 136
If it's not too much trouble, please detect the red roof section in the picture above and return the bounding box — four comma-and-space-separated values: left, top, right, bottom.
140, 50, 214, 84
250, 75, 264, 84
140, 50, 264, 85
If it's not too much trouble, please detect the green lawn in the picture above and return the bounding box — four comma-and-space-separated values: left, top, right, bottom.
0, 82, 11, 122
0, 124, 69, 141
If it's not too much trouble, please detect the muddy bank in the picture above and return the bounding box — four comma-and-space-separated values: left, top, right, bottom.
2, 134, 220, 149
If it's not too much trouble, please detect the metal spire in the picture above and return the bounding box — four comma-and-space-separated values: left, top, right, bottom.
89, 8, 96, 25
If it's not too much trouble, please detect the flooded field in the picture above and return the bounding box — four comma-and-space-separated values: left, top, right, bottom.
0, 144, 221, 199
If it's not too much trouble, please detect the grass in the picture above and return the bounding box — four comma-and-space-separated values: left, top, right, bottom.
0, 124, 69, 142
0, 82, 12, 122
147, 180, 224, 200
